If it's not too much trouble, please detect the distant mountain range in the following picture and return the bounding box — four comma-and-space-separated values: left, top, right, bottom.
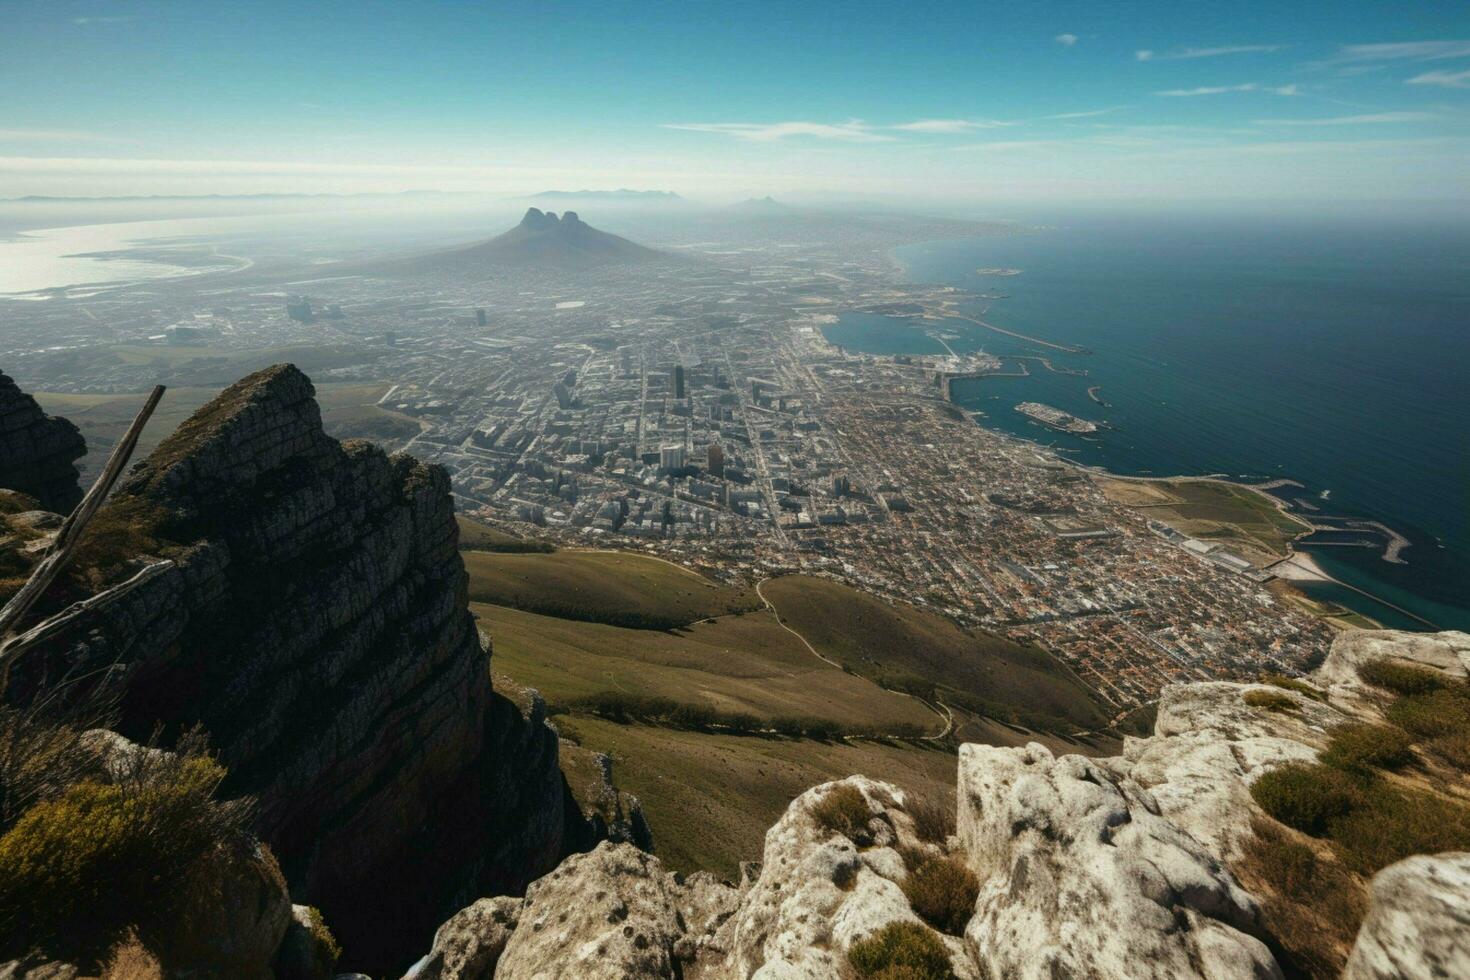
730, 196, 793, 214
358, 208, 663, 274
528, 189, 682, 202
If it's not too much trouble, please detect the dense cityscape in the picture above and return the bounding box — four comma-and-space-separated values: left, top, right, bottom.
3, 206, 1334, 710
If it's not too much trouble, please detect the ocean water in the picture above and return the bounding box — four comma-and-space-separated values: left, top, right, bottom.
823, 213, 1470, 632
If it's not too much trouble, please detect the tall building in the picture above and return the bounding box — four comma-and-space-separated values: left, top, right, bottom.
475, 308, 488, 327
673, 364, 686, 399
707, 443, 725, 477
660, 444, 686, 471
832, 472, 851, 497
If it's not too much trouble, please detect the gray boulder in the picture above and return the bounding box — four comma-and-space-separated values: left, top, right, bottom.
1344, 852, 1470, 979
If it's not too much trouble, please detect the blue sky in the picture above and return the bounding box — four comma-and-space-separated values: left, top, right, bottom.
1, 0, 1467, 204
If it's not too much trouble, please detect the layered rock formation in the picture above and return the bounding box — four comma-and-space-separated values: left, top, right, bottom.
0, 372, 86, 514
410, 629, 1470, 980
7, 365, 592, 970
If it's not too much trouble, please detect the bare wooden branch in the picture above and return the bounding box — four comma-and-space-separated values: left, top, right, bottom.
0, 559, 174, 671
0, 385, 166, 641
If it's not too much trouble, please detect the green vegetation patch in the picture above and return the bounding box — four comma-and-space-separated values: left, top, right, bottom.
760, 575, 1109, 732
476, 603, 937, 735
0, 744, 248, 963
465, 550, 759, 630
1262, 674, 1326, 701
1251, 764, 1360, 837
1357, 660, 1455, 697
1244, 690, 1299, 713
848, 921, 955, 980
456, 515, 554, 553
1385, 689, 1470, 739
1321, 723, 1415, 772
550, 716, 956, 878
810, 784, 874, 842
902, 855, 979, 935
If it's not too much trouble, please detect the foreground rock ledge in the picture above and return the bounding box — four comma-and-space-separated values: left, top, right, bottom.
410, 629, 1470, 980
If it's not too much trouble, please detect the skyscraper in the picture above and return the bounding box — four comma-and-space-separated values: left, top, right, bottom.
673, 364, 686, 399
660, 444, 686, 471
707, 443, 725, 477
475, 308, 488, 326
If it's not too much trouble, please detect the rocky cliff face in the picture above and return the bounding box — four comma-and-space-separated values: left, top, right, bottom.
410, 629, 1470, 980
8, 365, 592, 970
0, 372, 86, 515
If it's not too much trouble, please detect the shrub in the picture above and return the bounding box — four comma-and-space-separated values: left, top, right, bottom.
1262, 674, 1326, 701
901, 856, 979, 935
1427, 733, 1470, 771
1244, 690, 1298, 713
1250, 763, 1360, 837
0, 737, 248, 962
1386, 690, 1470, 739
1322, 723, 1415, 772
905, 794, 955, 845
1357, 660, 1453, 697
304, 905, 342, 967
0, 708, 104, 832
1235, 819, 1364, 979
847, 921, 955, 980
1329, 784, 1470, 875
810, 784, 873, 841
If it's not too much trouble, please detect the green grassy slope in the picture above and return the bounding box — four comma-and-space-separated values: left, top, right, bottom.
473, 602, 938, 734
759, 575, 1110, 732
463, 550, 761, 629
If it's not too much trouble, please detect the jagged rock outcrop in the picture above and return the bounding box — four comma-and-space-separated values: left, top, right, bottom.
0, 372, 86, 514
957, 742, 1278, 979
408, 629, 1470, 980
1343, 851, 1470, 979
6, 365, 592, 971
723, 776, 972, 979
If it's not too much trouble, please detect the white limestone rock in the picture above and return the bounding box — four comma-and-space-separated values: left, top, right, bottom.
494, 842, 739, 980
1117, 681, 1335, 859
722, 776, 974, 980
957, 742, 1280, 980
1343, 852, 1470, 980
403, 896, 520, 980
1314, 629, 1470, 712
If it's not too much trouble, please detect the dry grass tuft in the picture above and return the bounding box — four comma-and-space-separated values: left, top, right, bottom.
1244, 690, 1299, 713
810, 783, 873, 842
901, 855, 978, 935
847, 921, 955, 980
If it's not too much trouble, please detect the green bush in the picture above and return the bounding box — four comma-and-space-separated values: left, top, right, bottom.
901, 856, 979, 935
1427, 733, 1470, 771
1250, 764, 1360, 837
1262, 674, 1326, 701
1244, 690, 1298, 713
1357, 660, 1453, 696
905, 795, 954, 845
1322, 723, 1415, 772
0, 749, 246, 962
848, 921, 955, 980
1386, 690, 1470, 739
810, 784, 873, 841
1330, 784, 1470, 875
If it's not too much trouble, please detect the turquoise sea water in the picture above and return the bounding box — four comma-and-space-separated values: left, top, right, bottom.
823, 214, 1470, 632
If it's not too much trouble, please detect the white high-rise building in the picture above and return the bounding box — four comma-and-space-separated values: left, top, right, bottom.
660, 444, 686, 471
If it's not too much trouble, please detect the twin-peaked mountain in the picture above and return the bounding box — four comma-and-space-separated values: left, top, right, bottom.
360, 208, 662, 275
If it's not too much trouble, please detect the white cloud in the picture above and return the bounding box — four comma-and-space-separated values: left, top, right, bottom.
0, 129, 115, 142
661, 121, 891, 142
1055, 34, 1078, 47
1043, 106, 1128, 120
1155, 83, 1298, 97
1252, 111, 1435, 126
1137, 44, 1283, 62
72, 16, 135, 25
1407, 68, 1470, 88
1327, 41, 1470, 64
892, 119, 1010, 133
